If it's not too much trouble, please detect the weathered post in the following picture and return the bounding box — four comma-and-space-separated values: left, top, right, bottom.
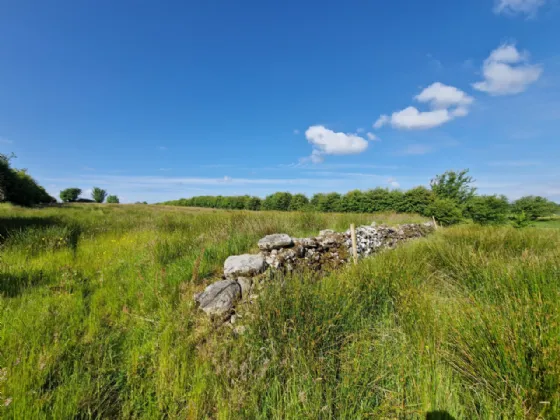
432, 216, 438, 230
350, 224, 358, 265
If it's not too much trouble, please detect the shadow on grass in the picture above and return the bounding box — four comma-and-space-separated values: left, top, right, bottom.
426, 411, 456, 420
0, 216, 61, 241
0, 271, 51, 297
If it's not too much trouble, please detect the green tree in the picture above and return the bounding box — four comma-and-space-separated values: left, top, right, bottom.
60, 188, 82, 203
245, 196, 262, 211
512, 196, 557, 220
365, 188, 392, 212
91, 187, 107, 203
341, 190, 368, 213
397, 186, 434, 215
289, 194, 309, 211
313, 192, 342, 212
464, 195, 510, 225
427, 198, 463, 226
106, 195, 120, 204
263, 192, 292, 211
430, 169, 476, 204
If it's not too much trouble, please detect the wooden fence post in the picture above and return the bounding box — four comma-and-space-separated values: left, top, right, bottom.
350, 224, 358, 265
432, 216, 438, 230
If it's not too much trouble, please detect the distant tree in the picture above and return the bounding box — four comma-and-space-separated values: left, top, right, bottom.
263, 192, 292, 211
365, 188, 393, 212
106, 195, 120, 204
427, 198, 463, 226
341, 190, 368, 213
512, 196, 557, 220
397, 186, 434, 216
430, 169, 476, 205
91, 187, 107, 203
246, 196, 262, 211
464, 195, 510, 225
289, 193, 309, 211
313, 192, 342, 212
60, 188, 82, 203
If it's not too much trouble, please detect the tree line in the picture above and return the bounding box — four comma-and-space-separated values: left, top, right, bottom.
59, 187, 119, 204
163, 169, 559, 226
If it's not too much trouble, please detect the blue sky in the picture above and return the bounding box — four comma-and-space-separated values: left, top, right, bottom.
1, 0, 559, 203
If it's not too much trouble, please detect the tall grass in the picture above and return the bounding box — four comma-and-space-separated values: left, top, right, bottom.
0, 204, 558, 418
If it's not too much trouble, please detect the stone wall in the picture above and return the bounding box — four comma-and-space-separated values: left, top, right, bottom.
194, 221, 435, 322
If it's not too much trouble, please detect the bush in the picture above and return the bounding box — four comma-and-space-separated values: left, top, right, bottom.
60, 188, 82, 203
397, 186, 434, 216
91, 187, 107, 203
0, 155, 55, 206
512, 196, 557, 220
430, 169, 476, 204
464, 195, 510, 225
288, 194, 309, 211
426, 198, 463, 226
106, 195, 120, 204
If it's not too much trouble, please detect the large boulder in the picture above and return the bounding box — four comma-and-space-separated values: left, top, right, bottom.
194, 280, 241, 318
224, 254, 266, 279
258, 233, 293, 251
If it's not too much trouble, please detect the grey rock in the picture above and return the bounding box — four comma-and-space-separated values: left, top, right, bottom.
237, 277, 253, 299
319, 229, 334, 236
194, 280, 241, 318
295, 237, 318, 248
224, 254, 266, 279
258, 233, 293, 251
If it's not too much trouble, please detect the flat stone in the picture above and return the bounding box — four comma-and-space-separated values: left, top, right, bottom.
224, 254, 266, 279
194, 280, 241, 318
258, 234, 293, 251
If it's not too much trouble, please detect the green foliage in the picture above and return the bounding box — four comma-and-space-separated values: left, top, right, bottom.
288, 193, 309, 211
397, 186, 434, 215
430, 169, 476, 204
427, 197, 463, 226
91, 187, 107, 203
511, 210, 531, 228
464, 194, 510, 225
311, 192, 342, 212
0, 154, 55, 206
246, 196, 262, 211
106, 195, 120, 204
263, 192, 292, 211
512, 195, 557, 220
60, 188, 82, 203
366, 188, 393, 212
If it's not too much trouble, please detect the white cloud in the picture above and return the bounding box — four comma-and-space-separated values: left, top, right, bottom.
415, 82, 474, 109
366, 132, 379, 141
374, 83, 472, 130
386, 107, 452, 130
304, 125, 368, 162
222, 176, 232, 182
494, 0, 546, 16
473, 44, 542, 95
374, 115, 390, 129
356, 127, 365, 133
293, 129, 300, 135
387, 177, 400, 188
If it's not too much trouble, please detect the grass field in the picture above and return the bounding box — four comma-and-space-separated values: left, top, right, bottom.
0, 204, 559, 419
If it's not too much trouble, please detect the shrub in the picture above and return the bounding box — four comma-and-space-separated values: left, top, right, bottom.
91, 187, 107, 203
245, 196, 262, 211
397, 186, 434, 216
289, 194, 309, 211
430, 169, 476, 204
60, 188, 82, 203
512, 196, 557, 220
106, 195, 120, 204
511, 211, 531, 228
464, 195, 510, 225
426, 198, 463, 226
0, 155, 55, 206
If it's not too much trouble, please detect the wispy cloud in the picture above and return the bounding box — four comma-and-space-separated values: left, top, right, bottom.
487, 160, 540, 167
158, 146, 168, 151
0, 137, 13, 144
493, 0, 546, 17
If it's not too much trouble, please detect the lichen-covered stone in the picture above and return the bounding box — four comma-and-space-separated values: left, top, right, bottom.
258, 234, 293, 251
224, 254, 266, 279
194, 280, 241, 318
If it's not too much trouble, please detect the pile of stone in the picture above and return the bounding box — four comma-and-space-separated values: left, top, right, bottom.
194, 221, 435, 321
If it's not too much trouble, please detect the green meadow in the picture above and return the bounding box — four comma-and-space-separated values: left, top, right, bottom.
0, 204, 558, 419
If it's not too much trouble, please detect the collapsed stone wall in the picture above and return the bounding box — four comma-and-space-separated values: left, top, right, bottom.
194, 221, 435, 324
